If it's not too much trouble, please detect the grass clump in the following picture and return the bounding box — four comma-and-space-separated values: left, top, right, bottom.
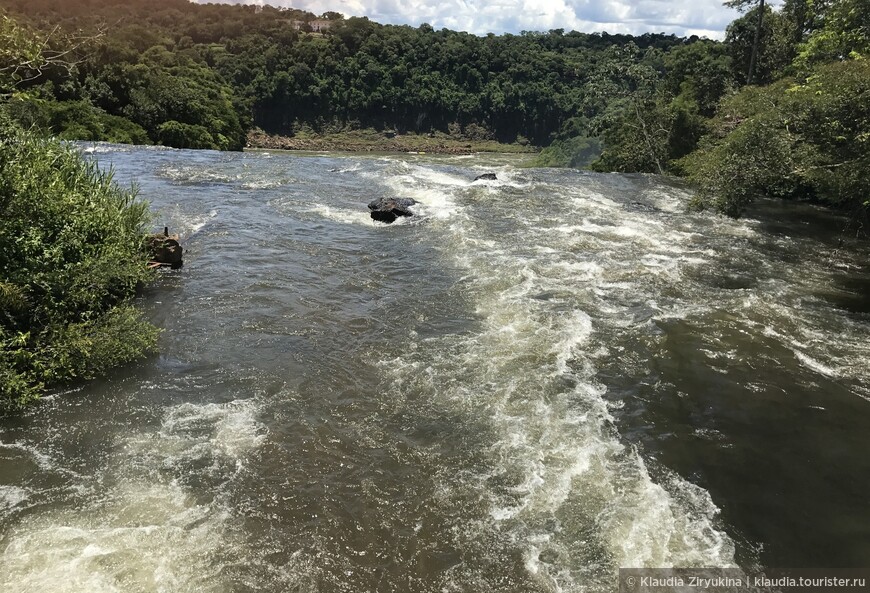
0, 120, 158, 413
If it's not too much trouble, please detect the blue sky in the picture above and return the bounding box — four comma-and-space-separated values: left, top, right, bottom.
194, 0, 744, 39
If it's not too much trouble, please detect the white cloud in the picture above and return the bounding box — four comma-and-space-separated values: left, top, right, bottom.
194, 0, 741, 39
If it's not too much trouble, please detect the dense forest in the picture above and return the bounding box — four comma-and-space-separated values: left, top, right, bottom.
0, 0, 701, 147
0, 0, 868, 221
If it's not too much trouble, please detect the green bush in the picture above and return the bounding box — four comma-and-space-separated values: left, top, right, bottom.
683, 61, 870, 217
683, 111, 798, 216
527, 136, 601, 168
785, 60, 870, 210
0, 124, 159, 412
8, 98, 152, 145
156, 119, 218, 149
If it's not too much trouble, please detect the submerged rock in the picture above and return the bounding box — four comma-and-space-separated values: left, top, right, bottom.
368, 197, 417, 224
626, 200, 661, 213
473, 173, 498, 181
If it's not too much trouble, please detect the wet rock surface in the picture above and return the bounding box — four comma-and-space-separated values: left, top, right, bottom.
368, 197, 417, 224
147, 227, 183, 268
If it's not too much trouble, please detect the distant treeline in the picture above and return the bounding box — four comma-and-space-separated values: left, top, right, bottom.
1, 0, 867, 219
0, 0, 712, 148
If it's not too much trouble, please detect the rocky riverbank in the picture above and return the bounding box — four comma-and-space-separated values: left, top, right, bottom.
246, 128, 538, 155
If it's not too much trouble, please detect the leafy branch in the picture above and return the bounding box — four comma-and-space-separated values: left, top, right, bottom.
0, 14, 107, 92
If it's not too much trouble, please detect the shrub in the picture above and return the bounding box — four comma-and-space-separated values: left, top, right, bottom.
0, 124, 158, 412
8, 97, 152, 145
528, 136, 601, 168
682, 104, 799, 217
683, 61, 870, 217
156, 119, 217, 149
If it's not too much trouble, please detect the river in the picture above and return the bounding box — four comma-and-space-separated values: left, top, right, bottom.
1, 144, 868, 592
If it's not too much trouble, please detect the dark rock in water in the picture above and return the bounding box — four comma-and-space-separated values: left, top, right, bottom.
626, 200, 661, 213
691, 269, 757, 291
147, 226, 183, 269
368, 197, 417, 224
473, 173, 498, 181
370, 210, 400, 224
367, 197, 417, 211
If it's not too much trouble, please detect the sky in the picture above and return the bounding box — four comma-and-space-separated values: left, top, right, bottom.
194, 0, 744, 40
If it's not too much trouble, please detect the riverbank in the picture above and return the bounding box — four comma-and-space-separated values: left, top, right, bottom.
246, 127, 539, 155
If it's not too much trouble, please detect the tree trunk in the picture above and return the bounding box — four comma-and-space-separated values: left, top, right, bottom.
633, 99, 665, 175
747, 0, 765, 85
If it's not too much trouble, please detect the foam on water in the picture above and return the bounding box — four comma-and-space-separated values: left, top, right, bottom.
152, 206, 217, 238
793, 351, 839, 378
0, 441, 62, 473
0, 486, 30, 516
158, 399, 266, 459
744, 293, 870, 398
157, 164, 240, 185
306, 204, 378, 226
188, 209, 219, 235
371, 160, 737, 590
328, 162, 363, 173
470, 168, 532, 189
80, 143, 131, 154
0, 482, 231, 593
240, 178, 291, 190
365, 162, 465, 220
0, 399, 265, 592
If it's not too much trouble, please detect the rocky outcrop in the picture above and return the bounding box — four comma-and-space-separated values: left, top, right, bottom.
473, 173, 498, 181
368, 197, 417, 224
147, 227, 183, 269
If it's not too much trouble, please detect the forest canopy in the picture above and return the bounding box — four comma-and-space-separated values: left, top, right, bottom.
0, 0, 697, 148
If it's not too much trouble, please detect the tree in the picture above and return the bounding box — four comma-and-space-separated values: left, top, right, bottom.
683, 59, 870, 219
726, 5, 794, 84
781, 0, 830, 47
0, 14, 105, 92
587, 44, 673, 174
795, 0, 870, 66
0, 15, 43, 91
725, 0, 767, 84
682, 83, 799, 216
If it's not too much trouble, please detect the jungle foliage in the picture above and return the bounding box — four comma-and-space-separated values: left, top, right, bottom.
0, 0, 704, 150
684, 0, 870, 218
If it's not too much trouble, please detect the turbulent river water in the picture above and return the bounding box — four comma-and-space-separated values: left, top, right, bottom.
1, 144, 869, 592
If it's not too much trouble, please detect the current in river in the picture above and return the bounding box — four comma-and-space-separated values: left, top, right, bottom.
1, 145, 869, 592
